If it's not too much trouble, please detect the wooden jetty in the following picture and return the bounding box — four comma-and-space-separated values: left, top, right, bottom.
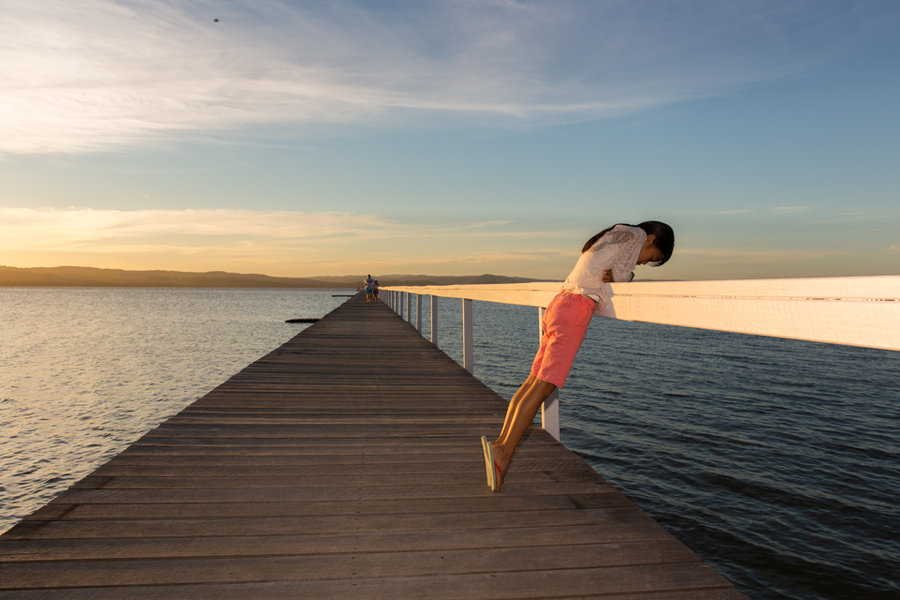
0, 295, 746, 598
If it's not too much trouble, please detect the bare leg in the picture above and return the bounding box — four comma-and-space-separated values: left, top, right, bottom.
496, 374, 536, 444
492, 376, 556, 476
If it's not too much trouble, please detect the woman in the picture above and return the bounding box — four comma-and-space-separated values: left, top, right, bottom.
482, 221, 675, 491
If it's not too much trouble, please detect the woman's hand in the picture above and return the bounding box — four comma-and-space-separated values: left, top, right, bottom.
601, 269, 613, 282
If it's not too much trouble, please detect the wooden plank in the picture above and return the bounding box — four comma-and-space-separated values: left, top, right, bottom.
0, 522, 674, 562
0, 543, 708, 587
5, 505, 655, 539
0, 571, 743, 600
16, 493, 632, 522
0, 295, 746, 598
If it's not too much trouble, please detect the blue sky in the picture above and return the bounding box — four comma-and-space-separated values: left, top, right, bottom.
1, 0, 898, 280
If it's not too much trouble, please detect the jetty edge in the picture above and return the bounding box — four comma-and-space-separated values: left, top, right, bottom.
0, 293, 746, 599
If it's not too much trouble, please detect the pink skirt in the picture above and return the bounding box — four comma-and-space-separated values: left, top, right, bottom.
530, 291, 595, 388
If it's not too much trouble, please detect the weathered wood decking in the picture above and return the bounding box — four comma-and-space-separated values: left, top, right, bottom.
0, 295, 746, 598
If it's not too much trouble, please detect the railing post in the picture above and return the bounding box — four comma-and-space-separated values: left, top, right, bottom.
462, 298, 473, 373
430, 295, 438, 345
542, 389, 560, 441
416, 293, 422, 332
406, 292, 413, 323
538, 306, 560, 441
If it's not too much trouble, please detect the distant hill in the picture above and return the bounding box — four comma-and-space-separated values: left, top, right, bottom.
0, 266, 545, 288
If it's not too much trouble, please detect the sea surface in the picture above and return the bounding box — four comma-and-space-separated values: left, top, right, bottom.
1, 288, 898, 599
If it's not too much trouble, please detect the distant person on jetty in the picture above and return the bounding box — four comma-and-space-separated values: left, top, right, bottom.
481, 221, 675, 492
364, 274, 375, 302
372, 280, 380, 302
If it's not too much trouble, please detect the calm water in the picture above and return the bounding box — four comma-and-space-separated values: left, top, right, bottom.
0, 288, 346, 532
2, 289, 898, 599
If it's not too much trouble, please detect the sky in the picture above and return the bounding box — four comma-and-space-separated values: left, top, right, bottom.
1, 0, 899, 281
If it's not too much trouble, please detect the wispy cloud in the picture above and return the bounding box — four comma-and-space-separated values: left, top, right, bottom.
2, 0, 886, 154
0, 207, 394, 248
4, 207, 892, 279
773, 205, 811, 214
0, 207, 580, 276
710, 209, 756, 215
463, 220, 515, 229
677, 247, 838, 263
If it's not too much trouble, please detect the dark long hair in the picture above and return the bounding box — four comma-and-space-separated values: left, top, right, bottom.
581, 221, 675, 266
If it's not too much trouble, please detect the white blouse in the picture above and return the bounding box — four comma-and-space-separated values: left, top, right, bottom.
562, 225, 647, 313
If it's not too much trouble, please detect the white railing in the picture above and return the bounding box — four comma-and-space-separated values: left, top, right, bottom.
382, 276, 900, 440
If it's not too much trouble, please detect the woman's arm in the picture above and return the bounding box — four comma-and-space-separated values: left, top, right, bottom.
603, 228, 644, 281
